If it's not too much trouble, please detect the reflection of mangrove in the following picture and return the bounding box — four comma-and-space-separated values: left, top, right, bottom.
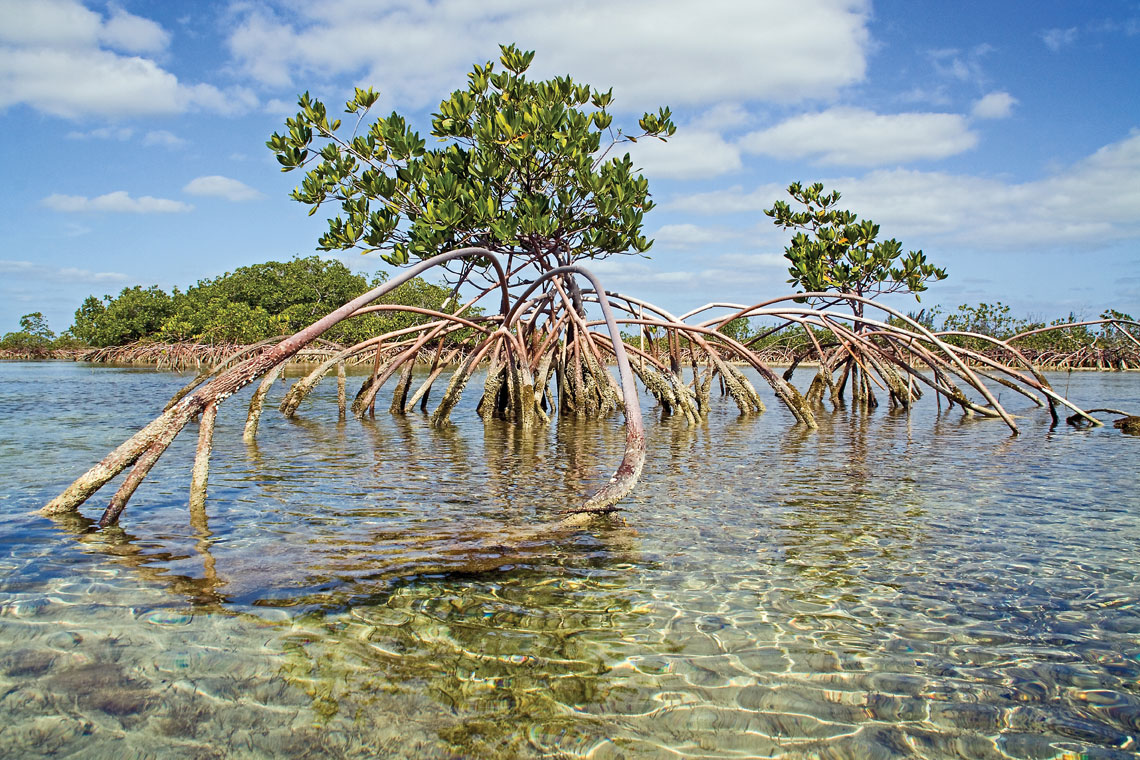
774, 407, 922, 596
44, 491, 649, 756
47, 511, 229, 609
43, 431, 646, 614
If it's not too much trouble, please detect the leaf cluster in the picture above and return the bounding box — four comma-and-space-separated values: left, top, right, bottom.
765, 182, 946, 307
268, 43, 675, 277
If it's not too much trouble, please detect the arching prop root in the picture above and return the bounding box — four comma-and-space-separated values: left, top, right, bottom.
1066, 408, 1139, 432
42, 251, 1124, 532
43, 249, 647, 529
667, 294, 1117, 436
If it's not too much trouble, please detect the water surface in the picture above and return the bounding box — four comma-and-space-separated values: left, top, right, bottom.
1, 361, 1138, 758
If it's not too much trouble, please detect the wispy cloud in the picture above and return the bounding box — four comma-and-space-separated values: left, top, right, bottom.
0, 259, 130, 283
42, 190, 192, 213
926, 44, 994, 89
586, 249, 790, 300
143, 130, 187, 148
65, 125, 134, 140
1041, 26, 1079, 51
653, 223, 741, 248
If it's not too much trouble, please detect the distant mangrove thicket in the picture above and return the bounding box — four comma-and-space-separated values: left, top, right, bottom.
0, 256, 460, 355
2, 281, 1136, 367
1, 261, 1136, 369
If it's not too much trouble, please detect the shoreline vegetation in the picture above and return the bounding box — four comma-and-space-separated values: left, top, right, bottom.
4, 259, 1139, 373
2, 336, 1139, 372
3, 256, 1138, 377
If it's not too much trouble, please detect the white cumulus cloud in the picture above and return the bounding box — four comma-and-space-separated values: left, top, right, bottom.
972, 91, 1017, 120
0, 0, 102, 47
628, 129, 743, 180
739, 107, 978, 166
0, 0, 255, 118
183, 175, 264, 201
671, 131, 1140, 252
227, 0, 872, 110
42, 190, 192, 213
100, 3, 170, 53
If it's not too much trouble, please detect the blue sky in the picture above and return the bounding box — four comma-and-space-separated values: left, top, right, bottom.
2, 0, 1138, 335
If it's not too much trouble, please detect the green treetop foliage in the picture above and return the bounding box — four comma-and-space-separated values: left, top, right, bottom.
1101, 309, 1140, 344
71, 286, 175, 347
0, 312, 57, 352
718, 317, 755, 343
941, 301, 1024, 339
161, 256, 369, 343
18, 312, 55, 343
267, 44, 675, 285
929, 302, 1138, 352
67, 256, 458, 347
765, 182, 947, 315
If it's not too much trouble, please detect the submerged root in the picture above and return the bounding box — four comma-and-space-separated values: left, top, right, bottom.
667, 371, 700, 424
531, 347, 557, 422
477, 352, 507, 421
96, 408, 193, 526
405, 350, 460, 414
351, 353, 408, 417
44, 404, 192, 517
581, 342, 622, 417
696, 363, 713, 415
279, 343, 374, 419
509, 359, 540, 428
631, 361, 678, 415
716, 359, 765, 415
805, 371, 829, 405
337, 361, 346, 419
431, 341, 495, 428
244, 363, 284, 442
189, 401, 218, 511
389, 360, 414, 415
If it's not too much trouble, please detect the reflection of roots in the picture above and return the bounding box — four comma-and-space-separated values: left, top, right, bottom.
42, 252, 1129, 536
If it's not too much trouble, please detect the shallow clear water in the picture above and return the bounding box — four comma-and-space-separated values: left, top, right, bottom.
1, 361, 1138, 758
